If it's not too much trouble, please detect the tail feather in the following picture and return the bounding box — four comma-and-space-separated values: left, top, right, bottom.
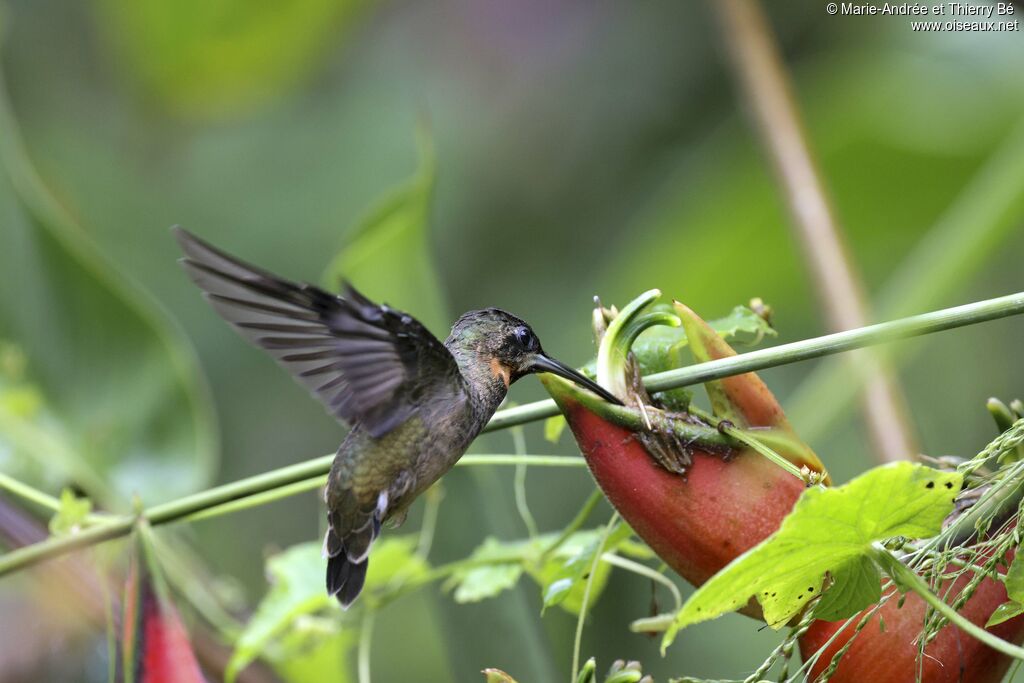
326, 552, 368, 609
323, 492, 385, 607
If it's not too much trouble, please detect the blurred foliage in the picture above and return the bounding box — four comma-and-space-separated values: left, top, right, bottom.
0, 1, 1022, 681
47, 488, 92, 535
94, 0, 371, 120
322, 126, 448, 332
0, 75, 217, 505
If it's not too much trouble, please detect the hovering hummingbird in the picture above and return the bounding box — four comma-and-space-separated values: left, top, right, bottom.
173, 228, 619, 607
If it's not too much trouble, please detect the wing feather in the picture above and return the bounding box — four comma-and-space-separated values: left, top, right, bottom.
174, 227, 463, 437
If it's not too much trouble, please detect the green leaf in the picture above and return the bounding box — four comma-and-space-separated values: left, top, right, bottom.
537, 523, 632, 614
228, 536, 427, 681
447, 537, 524, 603
226, 542, 333, 683
632, 304, 775, 364
663, 462, 962, 649
575, 657, 597, 683
48, 488, 92, 536
1004, 552, 1024, 602
323, 127, 447, 332
986, 600, 1024, 628
0, 88, 217, 505
544, 415, 567, 444
484, 669, 520, 683
269, 619, 356, 683
363, 535, 430, 595
812, 557, 882, 622
444, 528, 645, 614
630, 304, 774, 411
95, 0, 371, 120
455, 564, 524, 603
986, 554, 1024, 627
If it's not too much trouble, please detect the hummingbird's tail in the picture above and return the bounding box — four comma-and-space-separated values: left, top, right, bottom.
324, 491, 385, 608
325, 548, 369, 609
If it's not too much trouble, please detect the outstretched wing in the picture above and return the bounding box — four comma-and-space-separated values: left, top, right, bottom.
174, 227, 463, 438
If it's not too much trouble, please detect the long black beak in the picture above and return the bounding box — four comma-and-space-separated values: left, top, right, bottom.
529, 354, 622, 405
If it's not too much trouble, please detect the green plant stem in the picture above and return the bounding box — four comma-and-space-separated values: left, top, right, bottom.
539, 489, 603, 561
687, 405, 809, 482
358, 610, 375, 683
484, 290, 1024, 432
872, 546, 1024, 661
3, 293, 1024, 577
601, 553, 682, 613
0, 472, 63, 514
572, 512, 619, 682
510, 426, 539, 538
0, 454, 583, 577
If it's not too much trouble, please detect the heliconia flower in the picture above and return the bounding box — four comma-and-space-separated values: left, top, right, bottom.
121, 535, 206, 683
541, 291, 828, 599
800, 558, 1024, 683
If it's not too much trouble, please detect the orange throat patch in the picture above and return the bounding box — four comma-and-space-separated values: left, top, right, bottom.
489, 358, 512, 389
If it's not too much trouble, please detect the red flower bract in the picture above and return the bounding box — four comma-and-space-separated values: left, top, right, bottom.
800, 565, 1024, 683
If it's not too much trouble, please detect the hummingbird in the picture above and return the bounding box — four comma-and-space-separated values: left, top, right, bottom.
173, 228, 619, 607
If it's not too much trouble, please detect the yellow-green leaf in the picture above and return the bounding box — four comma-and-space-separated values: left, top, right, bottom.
663, 462, 962, 650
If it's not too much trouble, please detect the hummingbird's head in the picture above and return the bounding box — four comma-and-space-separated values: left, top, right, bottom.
448, 309, 620, 404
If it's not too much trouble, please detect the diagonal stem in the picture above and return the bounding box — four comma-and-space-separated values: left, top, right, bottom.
1, 292, 1023, 577
711, 0, 917, 463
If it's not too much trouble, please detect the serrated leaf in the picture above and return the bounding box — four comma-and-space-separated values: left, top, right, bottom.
454, 564, 524, 603
664, 463, 962, 649
813, 557, 882, 622
538, 523, 632, 614
48, 488, 92, 536
447, 537, 524, 603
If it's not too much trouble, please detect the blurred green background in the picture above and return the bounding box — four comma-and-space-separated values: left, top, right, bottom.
1, 0, 1023, 681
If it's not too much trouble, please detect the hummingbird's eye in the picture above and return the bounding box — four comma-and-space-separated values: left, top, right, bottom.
512, 326, 535, 351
